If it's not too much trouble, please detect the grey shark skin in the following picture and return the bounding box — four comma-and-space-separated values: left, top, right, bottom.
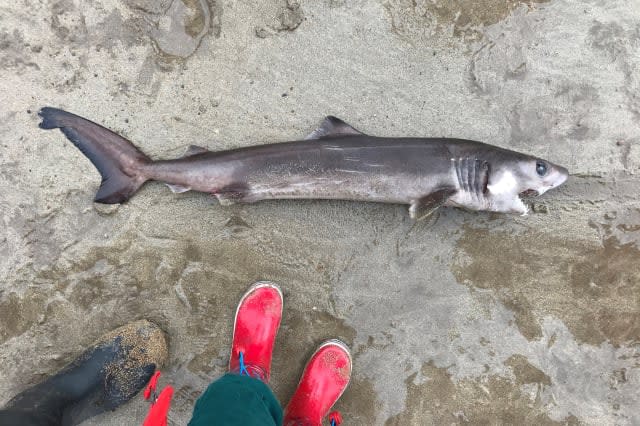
38, 107, 568, 219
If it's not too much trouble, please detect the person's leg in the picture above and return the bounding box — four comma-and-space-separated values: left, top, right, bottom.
283, 340, 352, 426
188, 281, 284, 426
0, 320, 167, 426
189, 373, 281, 426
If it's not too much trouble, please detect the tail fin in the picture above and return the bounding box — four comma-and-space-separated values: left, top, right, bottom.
38, 107, 152, 204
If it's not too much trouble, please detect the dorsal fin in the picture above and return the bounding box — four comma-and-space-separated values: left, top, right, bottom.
182, 145, 209, 157
305, 116, 365, 140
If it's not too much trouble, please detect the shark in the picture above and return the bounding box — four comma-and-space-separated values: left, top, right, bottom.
38, 107, 568, 219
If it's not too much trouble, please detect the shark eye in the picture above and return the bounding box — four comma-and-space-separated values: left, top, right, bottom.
536, 161, 548, 176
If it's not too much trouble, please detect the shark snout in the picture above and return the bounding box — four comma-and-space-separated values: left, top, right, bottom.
553, 165, 569, 187
537, 166, 568, 195
525, 165, 568, 197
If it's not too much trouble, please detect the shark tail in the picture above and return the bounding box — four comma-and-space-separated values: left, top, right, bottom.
39, 107, 152, 204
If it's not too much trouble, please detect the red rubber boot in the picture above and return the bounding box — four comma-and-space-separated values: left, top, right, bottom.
284, 340, 352, 426
228, 281, 283, 382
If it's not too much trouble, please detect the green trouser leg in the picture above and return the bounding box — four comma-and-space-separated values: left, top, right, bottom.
188, 373, 283, 426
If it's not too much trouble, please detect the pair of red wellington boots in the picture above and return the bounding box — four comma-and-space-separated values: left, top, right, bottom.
229, 281, 352, 426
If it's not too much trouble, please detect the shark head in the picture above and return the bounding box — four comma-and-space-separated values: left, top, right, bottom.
486, 156, 569, 214
515, 158, 569, 198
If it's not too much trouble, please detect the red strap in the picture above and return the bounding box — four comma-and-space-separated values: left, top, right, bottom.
144, 371, 162, 400
143, 386, 174, 426
329, 411, 343, 425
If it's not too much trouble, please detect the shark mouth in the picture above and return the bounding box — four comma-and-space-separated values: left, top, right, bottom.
518, 189, 540, 199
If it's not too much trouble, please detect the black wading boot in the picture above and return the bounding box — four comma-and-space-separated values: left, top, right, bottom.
0, 320, 168, 426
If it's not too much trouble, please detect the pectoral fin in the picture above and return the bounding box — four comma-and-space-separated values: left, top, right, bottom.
409, 188, 457, 220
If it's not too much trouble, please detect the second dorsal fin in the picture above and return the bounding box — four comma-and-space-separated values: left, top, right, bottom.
182, 145, 209, 157
305, 116, 365, 140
